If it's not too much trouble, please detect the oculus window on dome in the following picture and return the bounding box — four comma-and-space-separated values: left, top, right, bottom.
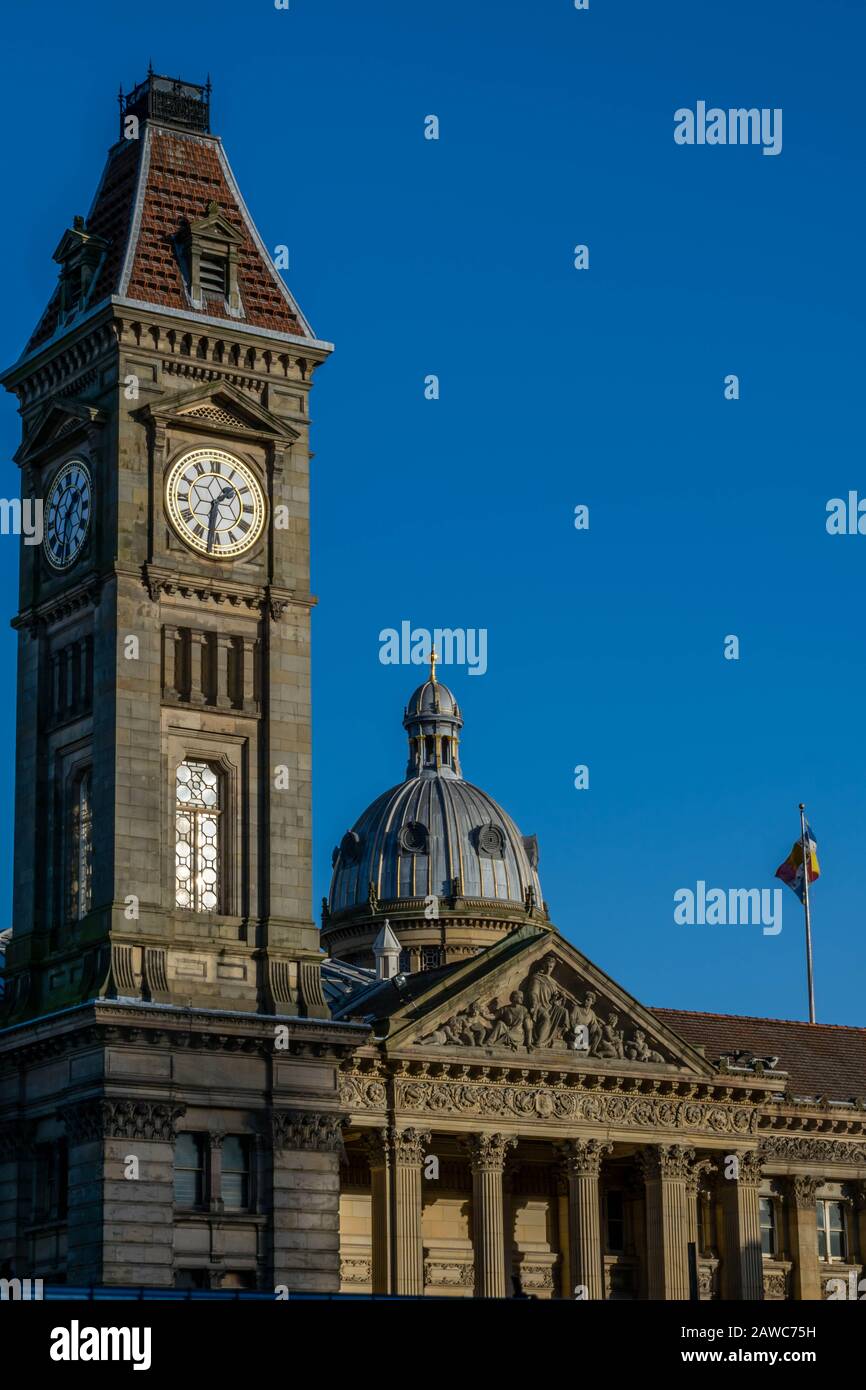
398, 821, 428, 855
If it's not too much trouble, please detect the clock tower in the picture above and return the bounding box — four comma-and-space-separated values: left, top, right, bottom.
0, 71, 365, 1291
2, 71, 330, 1022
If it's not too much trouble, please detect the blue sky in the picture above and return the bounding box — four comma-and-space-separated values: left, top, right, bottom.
1, 1, 863, 1024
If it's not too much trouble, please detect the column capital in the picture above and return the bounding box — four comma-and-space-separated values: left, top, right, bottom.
272, 1109, 344, 1154
361, 1126, 391, 1169
685, 1156, 718, 1196
391, 1127, 431, 1166
560, 1137, 612, 1178
638, 1143, 696, 1182
463, 1132, 517, 1173
789, 1173, 825, 1209
733, 1149, 763, 1187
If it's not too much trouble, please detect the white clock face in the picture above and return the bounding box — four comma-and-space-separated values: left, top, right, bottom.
165, 448, 267, 559
44, 459, 92, 570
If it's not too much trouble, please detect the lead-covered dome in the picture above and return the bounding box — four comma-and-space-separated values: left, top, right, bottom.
322, 659, 547, 972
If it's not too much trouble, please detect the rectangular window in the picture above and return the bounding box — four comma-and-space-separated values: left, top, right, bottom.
174, 1269, 209, 1290
817, 1200, 847, 1261
222, 1136, 250, 1211
31, 1141, 68, 1223
606, 1190, 625, 1253
174, 1133, 206, 1208
759, 1197, 776, 1256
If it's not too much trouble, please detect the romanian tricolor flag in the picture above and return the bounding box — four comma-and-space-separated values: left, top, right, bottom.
775, 823, 821, 903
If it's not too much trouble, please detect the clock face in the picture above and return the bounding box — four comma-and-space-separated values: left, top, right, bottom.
44, 459, 92, 571
165, 448, 267, 559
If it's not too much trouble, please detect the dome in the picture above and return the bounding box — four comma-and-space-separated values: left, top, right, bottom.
328, 775, 542, 913
323, 657, 547, 971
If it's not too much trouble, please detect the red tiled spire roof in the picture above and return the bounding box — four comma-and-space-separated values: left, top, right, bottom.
25, 112, 314, 354
654, 1006, 866, 1102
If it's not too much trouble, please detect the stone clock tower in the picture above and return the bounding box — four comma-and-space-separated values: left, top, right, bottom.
0, 72, 366, 1292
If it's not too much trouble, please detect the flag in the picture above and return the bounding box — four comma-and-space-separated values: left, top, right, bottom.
775, 823, 820, 903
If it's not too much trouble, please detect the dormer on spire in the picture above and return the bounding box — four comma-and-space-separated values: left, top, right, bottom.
52, 219, 109, 323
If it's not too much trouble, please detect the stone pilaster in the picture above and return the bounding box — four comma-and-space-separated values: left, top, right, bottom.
788, 1174, 824, 1302
362, 1128, 392, 1294
270, 1110, 343, 1294
639, 1144, 695, 1300
560, 1138, 611, 1300
390, 1127, 430, 1296
465, 1133, 516, 1299
62, 1099, 182, 1287
719, 1150, 764, 1300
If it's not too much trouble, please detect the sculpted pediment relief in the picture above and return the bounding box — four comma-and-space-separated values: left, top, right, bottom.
387, 931, 713, 1075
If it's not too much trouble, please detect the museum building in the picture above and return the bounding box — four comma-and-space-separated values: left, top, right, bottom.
1, 72, 865, 1301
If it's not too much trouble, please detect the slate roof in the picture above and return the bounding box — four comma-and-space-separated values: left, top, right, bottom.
25, 120, 312, 355
654, 1007, 866, 1102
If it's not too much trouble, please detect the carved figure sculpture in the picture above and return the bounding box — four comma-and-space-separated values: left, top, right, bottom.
525, 953, 572, 1048
595, 1010, 625, 1059
625, 1028, 665, 1064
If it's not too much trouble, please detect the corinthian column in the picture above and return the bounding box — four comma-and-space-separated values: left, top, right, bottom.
639, 1144, 695, 1300
561, 1139, 612, 1300
788, 1174, 823, 1302
390, 1127, 430, 1296
466, 1133, 516, 1298
362, 1129, 392, 1294
719, 1150, 764, 1300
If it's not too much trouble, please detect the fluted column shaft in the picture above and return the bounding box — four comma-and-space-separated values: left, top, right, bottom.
390, 1128, 429, 1296
640, 1145, 695, 1300
467, 1134, 516, 1298
720, 1151, 764, 1300
562, 1139, 611, 1299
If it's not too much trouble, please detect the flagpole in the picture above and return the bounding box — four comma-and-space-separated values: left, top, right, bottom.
799, 802, 816, 1023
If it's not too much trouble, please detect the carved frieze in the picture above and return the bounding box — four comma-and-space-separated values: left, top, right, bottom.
760, 1136, 866, 1168
424, 1258, 475, 1289
374, 1076, 762, 1135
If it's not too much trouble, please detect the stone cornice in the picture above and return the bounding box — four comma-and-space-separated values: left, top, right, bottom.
0, 1001, 369, 1069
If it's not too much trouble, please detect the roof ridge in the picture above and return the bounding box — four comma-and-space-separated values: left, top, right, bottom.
653, 1005, 866, 1033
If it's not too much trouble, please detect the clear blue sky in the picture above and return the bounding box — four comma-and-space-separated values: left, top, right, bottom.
1, 1, 863, 1025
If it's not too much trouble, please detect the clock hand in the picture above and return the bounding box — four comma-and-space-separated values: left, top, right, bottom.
206, 486, 235, 553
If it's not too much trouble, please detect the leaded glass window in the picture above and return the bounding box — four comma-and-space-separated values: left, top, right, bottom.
70, 770, 93, 920
175, 759, 221, 912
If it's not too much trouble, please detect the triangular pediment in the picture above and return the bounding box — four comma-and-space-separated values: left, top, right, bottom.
140, 380, 299, 443
381, 927, 715, 1077
15, 398, 106, 466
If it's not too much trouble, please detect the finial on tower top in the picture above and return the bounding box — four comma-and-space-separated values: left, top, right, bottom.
430, 646, 438, 684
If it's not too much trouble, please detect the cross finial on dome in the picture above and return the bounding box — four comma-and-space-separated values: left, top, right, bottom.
430, 646, 438, 683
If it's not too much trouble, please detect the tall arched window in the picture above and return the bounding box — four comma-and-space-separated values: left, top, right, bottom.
70, 770, 93, 920
175, 759, 221, 912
